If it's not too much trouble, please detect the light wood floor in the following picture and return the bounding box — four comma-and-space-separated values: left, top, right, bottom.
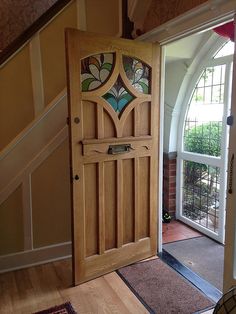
0, 257, 214, 314
0, 258, 149, 314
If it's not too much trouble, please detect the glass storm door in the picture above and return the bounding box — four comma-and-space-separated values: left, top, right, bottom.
177, 54, 233, 243
223, 20, 236, 292
66, 29, 160, 285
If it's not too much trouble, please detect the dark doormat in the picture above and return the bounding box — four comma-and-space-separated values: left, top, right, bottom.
163, 236, 224, 291
117, 258, 215, 314
33, 302, 76, 314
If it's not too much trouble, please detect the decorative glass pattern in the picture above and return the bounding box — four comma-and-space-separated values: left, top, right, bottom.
103, 75, 134, 115
182, 161, 220, 234
81, 53, 114, 91
123, 56, 150, 94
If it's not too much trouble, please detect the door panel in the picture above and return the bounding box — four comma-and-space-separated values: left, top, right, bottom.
123, 158, 135, 244
82, 101, 97, 139
139, 102, 151, 135
66, 29, 160, 285
84, 162, 98, 257
104, 160, 117, 250
139, 157, 150, 239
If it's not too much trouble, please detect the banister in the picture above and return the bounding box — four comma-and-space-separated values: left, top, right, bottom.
0, 0, 72, 66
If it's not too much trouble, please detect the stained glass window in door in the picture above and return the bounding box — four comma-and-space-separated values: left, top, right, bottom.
123, 56, 150, 94
81, 53, 114, 91
103, 75, 134, 115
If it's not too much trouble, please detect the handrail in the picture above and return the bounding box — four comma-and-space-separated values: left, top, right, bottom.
0, 0, 72, 66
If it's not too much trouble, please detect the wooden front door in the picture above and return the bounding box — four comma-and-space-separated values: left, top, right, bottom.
66, 29, 160, 285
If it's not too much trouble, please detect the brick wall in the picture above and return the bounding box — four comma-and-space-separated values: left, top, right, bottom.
163, 152, 177, 218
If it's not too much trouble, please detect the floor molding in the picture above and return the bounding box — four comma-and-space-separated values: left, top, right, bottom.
0, 242, 71, 273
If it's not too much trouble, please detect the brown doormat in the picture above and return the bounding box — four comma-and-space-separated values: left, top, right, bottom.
118, 259, 215, 314
33, 302, 77, 314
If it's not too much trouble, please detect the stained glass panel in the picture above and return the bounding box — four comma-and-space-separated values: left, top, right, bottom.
81, 53, 114, 91
103, 75, 134, 115
123, 56, 150, 94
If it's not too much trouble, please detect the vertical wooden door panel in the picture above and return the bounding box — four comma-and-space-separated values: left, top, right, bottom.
104, 161, 117, 251
104, 110, 116, 138
117, 159, 123, 249
139, 102, 151, 136
122, 110, 134, 137
123, 158, 135, 245
139, 157, 150, 239
66, 29, 160, 284
84, 163, 99, 257
82, 101, 97, 139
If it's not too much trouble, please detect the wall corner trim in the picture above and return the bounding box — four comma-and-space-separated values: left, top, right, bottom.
0, 242, 72, 273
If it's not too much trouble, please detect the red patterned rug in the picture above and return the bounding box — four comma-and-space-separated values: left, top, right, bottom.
34, 302, 77, 314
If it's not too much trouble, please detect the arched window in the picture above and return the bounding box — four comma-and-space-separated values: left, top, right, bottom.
177, 40, 234, 243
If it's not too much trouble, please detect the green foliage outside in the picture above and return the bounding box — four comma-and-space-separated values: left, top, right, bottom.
185, 121, 222, 157
183, 121, 221, 222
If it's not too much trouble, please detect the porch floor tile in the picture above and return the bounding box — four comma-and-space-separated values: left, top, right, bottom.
162, 220, 202, 244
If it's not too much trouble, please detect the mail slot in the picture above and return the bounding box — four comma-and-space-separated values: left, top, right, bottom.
108, 144, 131, 155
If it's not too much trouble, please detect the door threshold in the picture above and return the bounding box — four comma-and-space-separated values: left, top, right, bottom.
158, 250, 222, 303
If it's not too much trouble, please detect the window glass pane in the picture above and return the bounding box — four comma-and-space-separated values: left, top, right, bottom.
204, 68, 213, 86
183, 65, 225, 157
214, 40, 234, 58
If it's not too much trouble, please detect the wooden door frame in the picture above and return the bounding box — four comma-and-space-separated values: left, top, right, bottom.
137, 1, 236, 253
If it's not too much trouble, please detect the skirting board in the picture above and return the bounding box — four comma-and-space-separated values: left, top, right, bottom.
0, 242, 72, 273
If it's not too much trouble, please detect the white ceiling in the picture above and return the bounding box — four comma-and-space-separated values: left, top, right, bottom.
165, 30, 212, 63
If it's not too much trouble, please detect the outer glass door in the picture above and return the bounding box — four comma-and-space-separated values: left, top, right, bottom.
177, 42, 233, 243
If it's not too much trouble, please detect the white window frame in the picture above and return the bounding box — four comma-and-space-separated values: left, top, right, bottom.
176, 43, 233, 243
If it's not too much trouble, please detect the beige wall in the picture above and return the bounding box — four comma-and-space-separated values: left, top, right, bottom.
0, 0, 122, 262
31, 139, 71, 248
0, 44, 34, 150
86, 0, 122, 37
40, 1, 77, 105
0, 185, 24, 255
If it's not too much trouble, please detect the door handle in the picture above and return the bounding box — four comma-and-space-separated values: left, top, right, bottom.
108, 144, 132, 155
228, 154, 234, 194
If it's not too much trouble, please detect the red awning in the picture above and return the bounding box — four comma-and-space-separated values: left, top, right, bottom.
213, 21, 235, 42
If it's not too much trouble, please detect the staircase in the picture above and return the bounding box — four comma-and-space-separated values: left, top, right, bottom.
0, 0, 122, 272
